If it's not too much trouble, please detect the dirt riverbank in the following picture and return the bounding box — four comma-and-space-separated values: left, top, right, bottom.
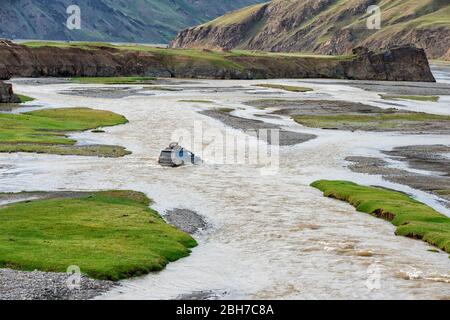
0, 41, 436, 81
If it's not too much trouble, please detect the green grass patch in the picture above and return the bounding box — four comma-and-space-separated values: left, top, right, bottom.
0, 143, 130, 158
16, 94, 35, 103
203, 3, 269, 27
293, 112, 450, 130
20, 41, 354, 72
30, 41, 244, 71
254, 84, 313, 92
72, 77, 156, 85
311, 180, 450, 254
0, 191, 196, 280
19, 41, 350, 59
0, 107, 129, 157
22, 41, 110, 49
230, 50, 355, 60
380, 94, 440, 102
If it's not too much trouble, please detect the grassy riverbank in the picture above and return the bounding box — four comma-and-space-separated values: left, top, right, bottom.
0, 107, 130, 157
0, 191, 196, 280
311, 180, 450, 254
380, 94, 440, 102
293, 112, 450, 131
16, 94, 35, 103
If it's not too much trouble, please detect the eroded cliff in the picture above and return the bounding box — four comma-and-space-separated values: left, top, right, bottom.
0, 41, 436, 82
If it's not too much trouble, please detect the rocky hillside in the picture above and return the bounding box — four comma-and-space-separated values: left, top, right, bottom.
171, 0, 450, 60
0, 0, 265, 43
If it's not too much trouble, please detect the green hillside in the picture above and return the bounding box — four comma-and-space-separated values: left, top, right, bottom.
171, 0, 450, 60
0, 0, 266, 43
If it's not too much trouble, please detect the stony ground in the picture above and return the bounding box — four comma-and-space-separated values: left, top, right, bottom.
176, 290, 227, 300
346, 145, 450, 208
0, 269, 115, 300
246, 99, 384, 115
164, 208, 208, 235
200, 109, 317, 146
246, 99, 450, 134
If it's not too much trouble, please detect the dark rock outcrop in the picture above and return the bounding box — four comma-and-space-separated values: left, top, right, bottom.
0, 81, 20, 103
343, 46, 435, 82
0, 40, 435, 82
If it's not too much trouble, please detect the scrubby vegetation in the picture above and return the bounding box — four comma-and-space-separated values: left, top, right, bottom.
311, 180, 450, 254
0, 191, 197, 280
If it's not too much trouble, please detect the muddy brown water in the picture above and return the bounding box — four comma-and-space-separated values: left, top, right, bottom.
1, 72, 449, 300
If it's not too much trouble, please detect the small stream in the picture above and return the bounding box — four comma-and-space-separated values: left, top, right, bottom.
2, 69, 449, 299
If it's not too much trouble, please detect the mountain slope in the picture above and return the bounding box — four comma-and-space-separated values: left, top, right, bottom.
0, 0, 266, 43
171, 0, 450, 60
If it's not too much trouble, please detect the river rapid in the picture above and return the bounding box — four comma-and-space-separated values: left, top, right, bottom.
2, 70, 450, 300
